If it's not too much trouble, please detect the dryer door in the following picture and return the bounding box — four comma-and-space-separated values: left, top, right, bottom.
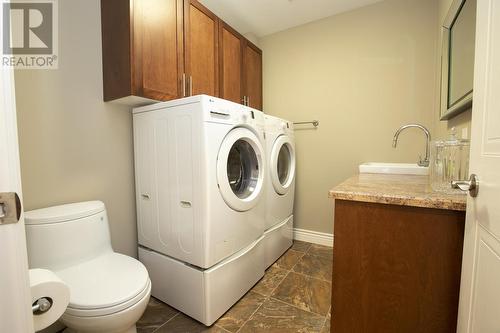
270, 135, 295, 195
217, 127, 265, 212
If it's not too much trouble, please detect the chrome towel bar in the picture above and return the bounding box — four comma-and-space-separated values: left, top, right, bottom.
293, 120, 319, 127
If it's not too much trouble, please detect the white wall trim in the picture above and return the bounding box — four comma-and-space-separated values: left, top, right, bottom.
293, 228, 333, 247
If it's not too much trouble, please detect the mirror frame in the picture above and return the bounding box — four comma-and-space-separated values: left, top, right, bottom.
440, 0, 474, 120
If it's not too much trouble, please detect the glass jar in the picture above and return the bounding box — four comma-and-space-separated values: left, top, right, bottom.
430, 130, 470, 193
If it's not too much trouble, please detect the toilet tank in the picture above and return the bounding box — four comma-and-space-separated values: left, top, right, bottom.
25, 201, 113, 271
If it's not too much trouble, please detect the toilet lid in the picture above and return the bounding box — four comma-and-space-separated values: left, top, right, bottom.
56, 252, 149, 316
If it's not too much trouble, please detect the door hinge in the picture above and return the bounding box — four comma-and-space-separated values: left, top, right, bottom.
0, 192, 22, 225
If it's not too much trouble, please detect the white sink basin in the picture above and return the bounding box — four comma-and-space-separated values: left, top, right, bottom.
359, 162, 429, 176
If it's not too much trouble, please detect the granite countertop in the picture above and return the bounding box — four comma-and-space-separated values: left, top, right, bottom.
329, 173, 467, 211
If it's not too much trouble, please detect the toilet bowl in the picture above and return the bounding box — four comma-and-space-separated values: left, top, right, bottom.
25, 201, 151, 333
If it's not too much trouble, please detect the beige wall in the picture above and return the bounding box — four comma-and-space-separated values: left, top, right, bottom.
260, 0, 439, 234
15, 0, 137, 257
13, 0, 466, 248
433, 0, 473, 140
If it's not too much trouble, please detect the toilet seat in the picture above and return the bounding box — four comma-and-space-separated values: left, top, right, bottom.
56, 252, 150, 317
64, 279, 151, 318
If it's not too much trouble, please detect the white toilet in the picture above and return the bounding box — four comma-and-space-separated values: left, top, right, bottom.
25, 201, 151, 333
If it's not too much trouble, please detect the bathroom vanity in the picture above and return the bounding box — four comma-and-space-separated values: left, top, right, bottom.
329, 174, 466, 333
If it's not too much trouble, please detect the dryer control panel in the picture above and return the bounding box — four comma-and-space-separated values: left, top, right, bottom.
264, 115, 294, 137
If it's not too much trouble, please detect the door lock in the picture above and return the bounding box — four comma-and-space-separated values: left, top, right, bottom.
0, 192, 22, 225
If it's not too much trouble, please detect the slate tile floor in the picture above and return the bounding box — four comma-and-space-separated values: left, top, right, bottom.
137, 241, 332, 333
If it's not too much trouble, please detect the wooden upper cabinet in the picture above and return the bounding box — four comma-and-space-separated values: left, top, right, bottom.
243, 42, 263, 110
101, 0, 261, 107
101, 0, 184, 104
184, 0, 219, 97
219, 23, 243, 105
101, 0, 131, 102
218, 23, 263, 110
133, 0, 184, 101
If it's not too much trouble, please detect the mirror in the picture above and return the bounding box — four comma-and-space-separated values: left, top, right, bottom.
440, 0, 476, 120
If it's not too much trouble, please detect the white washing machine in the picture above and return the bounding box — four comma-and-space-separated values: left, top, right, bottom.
262, 115, 296, 268
133, 95, 266, 325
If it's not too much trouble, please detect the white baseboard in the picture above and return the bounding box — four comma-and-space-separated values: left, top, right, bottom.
293, 228, 333, 247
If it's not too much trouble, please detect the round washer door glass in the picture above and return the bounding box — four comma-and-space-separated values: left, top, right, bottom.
217, 127, 264, 212
270, 135, 295, 195
277, 144, 292, 185
227, 139, 259, 199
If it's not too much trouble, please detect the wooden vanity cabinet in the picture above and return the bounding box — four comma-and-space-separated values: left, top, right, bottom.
331, 200, 466, 333
101, 0, 262, 108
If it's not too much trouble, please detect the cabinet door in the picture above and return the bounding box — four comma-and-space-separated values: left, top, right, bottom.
132, 0, 184, 101
333, 200, 465, 332
243, 42, 263, 110
184, 1, 219, 97
219, 22, 243, 104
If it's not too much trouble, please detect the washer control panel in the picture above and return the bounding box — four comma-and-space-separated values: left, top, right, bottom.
205, 97, 263, 128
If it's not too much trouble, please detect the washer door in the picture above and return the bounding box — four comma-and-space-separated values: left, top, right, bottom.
270, 135, 295, 195
217, 127, 264, 212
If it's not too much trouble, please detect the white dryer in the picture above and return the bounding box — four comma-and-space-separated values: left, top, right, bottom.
133, 95, 266, 325
262, 115, 296, 268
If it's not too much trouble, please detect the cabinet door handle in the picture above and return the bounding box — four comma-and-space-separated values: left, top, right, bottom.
189, 76, 193, 96
182, 73, 186, 97
247, 96, 250, 107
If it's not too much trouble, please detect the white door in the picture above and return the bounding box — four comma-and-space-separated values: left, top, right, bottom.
0, 53, 34, 332
217, 127, 265, 212
270, 135, 295, 195
457, 0, 500, 331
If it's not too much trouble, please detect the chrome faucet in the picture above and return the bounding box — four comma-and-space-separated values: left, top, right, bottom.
392, 124, 431, 167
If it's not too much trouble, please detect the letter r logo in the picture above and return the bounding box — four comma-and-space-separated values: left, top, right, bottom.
2, 2, 53, 54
